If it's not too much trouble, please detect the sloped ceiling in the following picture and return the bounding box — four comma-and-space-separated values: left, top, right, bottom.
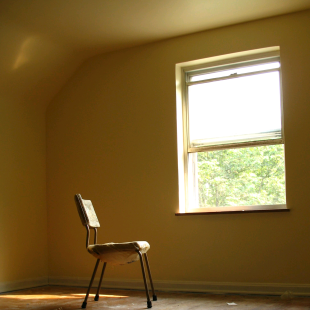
1, 0, 310, 109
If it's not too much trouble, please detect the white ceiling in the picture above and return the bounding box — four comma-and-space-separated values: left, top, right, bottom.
1, 0, 310, 110
2, 0, 310, 55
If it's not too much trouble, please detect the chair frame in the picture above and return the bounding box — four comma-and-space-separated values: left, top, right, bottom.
75, 194, 157, 309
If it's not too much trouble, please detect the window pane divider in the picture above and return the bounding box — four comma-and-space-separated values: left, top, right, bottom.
187, 138, 283, 153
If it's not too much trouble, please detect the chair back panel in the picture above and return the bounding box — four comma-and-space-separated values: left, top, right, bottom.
75, 194, 100, 228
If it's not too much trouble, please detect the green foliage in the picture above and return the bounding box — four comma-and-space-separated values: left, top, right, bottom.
197, 145, 286, 207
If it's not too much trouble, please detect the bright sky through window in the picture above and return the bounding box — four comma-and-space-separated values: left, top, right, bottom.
188, 64, 281, 148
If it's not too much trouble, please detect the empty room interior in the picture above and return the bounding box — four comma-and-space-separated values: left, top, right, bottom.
1, 0, 310, 309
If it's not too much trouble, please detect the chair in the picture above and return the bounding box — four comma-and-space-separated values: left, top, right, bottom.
74, 194, 157, 309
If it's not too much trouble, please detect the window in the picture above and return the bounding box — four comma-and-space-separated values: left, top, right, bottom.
176, 47, 287, 214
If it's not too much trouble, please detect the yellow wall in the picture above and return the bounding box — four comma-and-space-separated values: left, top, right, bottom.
47, 11, 310, 286
0, 20, 48, 287
0, 17, 82, 290
0, 97, 47, 287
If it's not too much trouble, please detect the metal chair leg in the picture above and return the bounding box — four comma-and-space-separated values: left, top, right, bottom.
144, 253, 157, 301
82, 259, 100, 308
137, 251, 152, 308
94, 262, 107, 301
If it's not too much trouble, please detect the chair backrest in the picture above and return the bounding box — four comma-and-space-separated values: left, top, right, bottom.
74, 194, 100, 228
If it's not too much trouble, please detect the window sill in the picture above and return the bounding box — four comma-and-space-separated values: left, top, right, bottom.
175, 204, 289, 216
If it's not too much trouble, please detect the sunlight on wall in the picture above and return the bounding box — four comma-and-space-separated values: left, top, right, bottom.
13, 36, 39, 70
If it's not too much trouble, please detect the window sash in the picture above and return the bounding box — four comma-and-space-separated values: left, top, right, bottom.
187, 68, 279, 86
185, 57, 283, 153
186, 56, 280, 83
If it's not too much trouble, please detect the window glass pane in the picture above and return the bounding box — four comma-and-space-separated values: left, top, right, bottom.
192, 144, 286, 208
188, 72, 282, 148
190, 61, 280, 82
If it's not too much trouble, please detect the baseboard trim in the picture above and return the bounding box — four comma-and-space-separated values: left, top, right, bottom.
48, 277, 310, 296
2, 276, 309, 296
0, 277, 48, 293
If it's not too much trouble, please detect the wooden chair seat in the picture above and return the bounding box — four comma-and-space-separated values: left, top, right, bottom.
87, 241, 150, 265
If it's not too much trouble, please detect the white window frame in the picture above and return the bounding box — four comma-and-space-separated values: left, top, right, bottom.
175, 47, 287, 214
